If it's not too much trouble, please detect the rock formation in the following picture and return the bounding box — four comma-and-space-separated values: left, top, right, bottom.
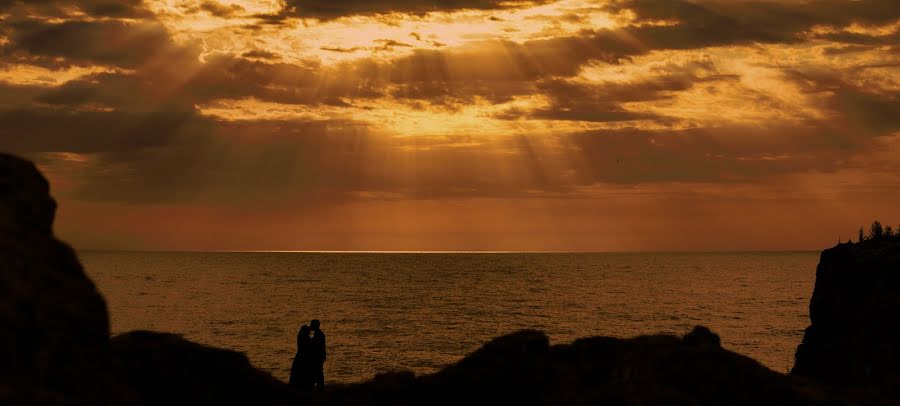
320, 327, 830, 405
0, 152, 300, 405
0, 153, 136, 405
793, 239, 900, 396
112, 331, 298, 405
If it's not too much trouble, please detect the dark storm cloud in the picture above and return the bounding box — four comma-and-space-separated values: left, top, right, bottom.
336, 34, 602, 83
0, 114, 880, 205
185, 54, 381, 103
0, 108, 198, 154
839, 93, 900, 134
354, 0, 899, 108
31, 54, 368, 110
340, 0, 899, 94
607, 0, 900, 44
321, 46, 364, 53
819, 45, 881, 56
0, 102, 893, 207
814, 32, 900, 46
319, 38, 596, 107
325, 0, 844, 86
563, 125, 864, 185
357, 36, 627, 89
388, 80, 532, 107
3, 19, 183, 69
0, 0, 897, 208
560, 0, 900, 62
0, 0, 149, 17
36, 72, 182, 111
374, 48, 735, 117
45, 126, 574, 204
496, 60, 738, 123
182, 1, 246, 18
0, 0, 190, 71
556, 66, 900, 185
7, 113, 383, 205
10, 53, 894, 204
182, 54, 344, 105
0, 82, 48, 107
782, 67, 900, 134
363, 68, 899, 192
3, 0, 894, 110
274, 0, 546, 20
7, 29, 634, 113
242, 50, 280, 60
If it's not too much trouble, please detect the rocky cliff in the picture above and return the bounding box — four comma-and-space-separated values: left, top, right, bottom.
0, 152, 301, 405
0, 154, 137, 405
792, 239, 900, 395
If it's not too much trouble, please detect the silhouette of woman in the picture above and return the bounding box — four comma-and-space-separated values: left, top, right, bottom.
289, 325, 313, 391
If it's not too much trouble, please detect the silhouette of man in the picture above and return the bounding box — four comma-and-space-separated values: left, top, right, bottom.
310, 319, 326, 392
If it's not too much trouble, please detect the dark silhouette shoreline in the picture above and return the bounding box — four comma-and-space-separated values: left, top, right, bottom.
2, 152, 898, 405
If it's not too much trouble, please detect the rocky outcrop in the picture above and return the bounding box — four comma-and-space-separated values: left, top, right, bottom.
0, 152, 298, 405
792, 240, 900, 395
112, 331, 299, 405
0, 153, 57, 237
0, 153, 136, 405
319, 327, 831, 406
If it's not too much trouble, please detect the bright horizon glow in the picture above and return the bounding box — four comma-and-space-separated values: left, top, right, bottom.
77, 248, 821, 254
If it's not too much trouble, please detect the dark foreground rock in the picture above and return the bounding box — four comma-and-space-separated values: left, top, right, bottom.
0, 153, 297, 406
0, 154, 136, 405
793, 239, 900, 396
112, 331, 298, 405
319, 327, 832, 406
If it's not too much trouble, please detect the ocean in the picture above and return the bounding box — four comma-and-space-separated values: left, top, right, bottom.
80, 251, 818, 383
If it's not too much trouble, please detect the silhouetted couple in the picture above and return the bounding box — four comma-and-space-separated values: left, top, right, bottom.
289, 319, 326, 392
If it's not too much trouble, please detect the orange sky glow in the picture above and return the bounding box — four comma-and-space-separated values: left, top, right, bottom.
1, 0, 898, 251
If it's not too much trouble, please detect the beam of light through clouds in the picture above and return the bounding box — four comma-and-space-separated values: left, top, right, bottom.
1, 0, 898, 251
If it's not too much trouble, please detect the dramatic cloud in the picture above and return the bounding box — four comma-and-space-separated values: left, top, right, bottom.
277, 0, 548, 20
0, 108, 199, 154
496, 60, 737, 122
607, 0, 900, 42
581, 0, 900, 61
0, 0, 898, 250
186, 1, 247, 18
5, 20, 180, 68
0, 0, 149, 17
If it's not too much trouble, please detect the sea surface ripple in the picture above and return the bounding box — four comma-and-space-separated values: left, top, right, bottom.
81, 252, 817, 383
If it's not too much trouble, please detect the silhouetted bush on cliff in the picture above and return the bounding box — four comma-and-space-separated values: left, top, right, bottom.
857, 221, 900, 243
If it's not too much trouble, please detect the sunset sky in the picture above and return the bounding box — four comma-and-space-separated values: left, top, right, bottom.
1, 0, 898, 251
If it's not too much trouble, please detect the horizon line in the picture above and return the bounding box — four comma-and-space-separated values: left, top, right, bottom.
76, 248, 822, 254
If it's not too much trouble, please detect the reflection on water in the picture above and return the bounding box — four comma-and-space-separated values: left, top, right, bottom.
81, 252, 817, 383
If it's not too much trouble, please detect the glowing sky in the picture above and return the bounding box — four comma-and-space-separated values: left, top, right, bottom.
1, 0, 898, 251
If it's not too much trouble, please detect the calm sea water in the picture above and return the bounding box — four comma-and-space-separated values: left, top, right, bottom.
80, 251, 818, 383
